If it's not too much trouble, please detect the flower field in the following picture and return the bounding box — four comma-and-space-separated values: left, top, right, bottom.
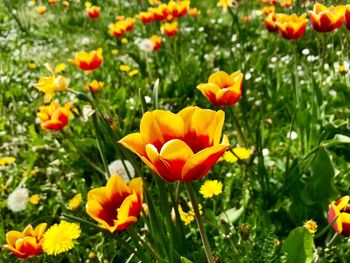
1, 0, 350, 262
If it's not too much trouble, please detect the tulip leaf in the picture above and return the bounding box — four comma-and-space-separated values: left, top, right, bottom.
180, 257, 193, 263
218, 206, 244, 224
301, 147, 336, 205
282, 227, 313, 263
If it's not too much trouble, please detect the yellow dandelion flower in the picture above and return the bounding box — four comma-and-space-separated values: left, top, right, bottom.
0, 157, 16, 166
43, 221, 81, 255
121, 38, 128, 44
29, 194, 40, 205
217, 0, 235, 12
178, 202, 202, 225
68, 193, 82, 210
199, 180, 223, 199
111, 49, 119, 55
1, 184, 8, 192
128, 69, 139, 77
303, 219, 318, 234
119, 65, 131, 72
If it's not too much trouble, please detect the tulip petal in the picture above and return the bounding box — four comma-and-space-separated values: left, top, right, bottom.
6, 231, 24, 247
182, 144, 230, 181
196, 83, 220, 106
128, 178, 143, 202
341, 213, 350, 237
328, 202, 342, 234
119, 133, 146, 157
208, 71, 233, 88
106, 174, 131, 207
140, 111, 185, 150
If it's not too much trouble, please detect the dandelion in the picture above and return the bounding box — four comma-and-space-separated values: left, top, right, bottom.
3, 223, 47, 258
217, 0, 235, 13
119, 65, 131, 72
128, 69, 139, 77
121, 38, 128, 44
0, 157, 16, 166
178, 202, 202, 225
7, 188, 29, 212
108, 159, 135, 183
137, 39, 154, 53
199, 180, 223, 199
37, 6, 46, 15
67, 193, 82, 210
42, 221, 80, 255
29, 194, 40, 205
304, 219, 318, 234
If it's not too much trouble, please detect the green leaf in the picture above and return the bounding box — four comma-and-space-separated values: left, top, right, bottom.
281, 227, 314, 263
180, 257, 193, 263
218, 206, 244, 224
301, 147, 336, 205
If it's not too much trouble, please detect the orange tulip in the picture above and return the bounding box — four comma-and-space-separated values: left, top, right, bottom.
150, 35, 162, 51
197, 71, 243, 107
85, 80, 104, 93
328, 196, 350, 236
189, 8, 200, 17
3, 223, 47, 258
37, 101, 72, 131
70, 48, 103, 71
119, 106, 230, 182
161, 21, 179, 37
138, 11, 155, 24
264, 13, 278, 32
308, 3, 345, 33
280, 0, 294, 9
276, 13, 307, 40
86, 174, 143, 233
346, 6, 350, 30
86, 6, 101, 19
262, 6, 275, 16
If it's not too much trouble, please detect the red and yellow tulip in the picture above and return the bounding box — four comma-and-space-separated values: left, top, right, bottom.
264, 13, 278, 32
138, 11, 155, 24
86, 174, 143, 233
161, 21, 179, 37
86, 5, 101, 19
344, 6, 350, 30
3, 223, 47, 258
308, 3, 345, 33
328, 196, 350, 236
109, 22, 127, 37
150, 35, 162, 51
70, 48, 103, 71
276, 13, 307, 40
37, 101, 72, 131
197, 71, 243, 107
85, 80, 104, 93
119, 106, 230, 182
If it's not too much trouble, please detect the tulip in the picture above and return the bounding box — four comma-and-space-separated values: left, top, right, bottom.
70, 48, 103, 71
124, 18, 135, 31
168, 0, 190, 18
109, 22, 127, 37
264, 13, 278, 32
86, 174, 143, 233
197, 71, 243, 107
262, 6, 275, 16
119, 106, 230, 182
276, 13, 307, 40
328, 196, 350, 236
150, 35, 162, 51
85, 80, 104, 93
344, 6, 350, 30
308, 3, 345, 33
161, 21, 179, 37
37, 101, 72, 131
86, 6, 101, 19
3, 223, 47, 258
152, 4, 169, 21
138, 11, 155, 24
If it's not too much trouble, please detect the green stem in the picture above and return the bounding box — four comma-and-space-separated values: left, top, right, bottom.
186, 183, 214, 263
228, 107, 246, 147
127, 228, 165, 262
61, 213, 100, 230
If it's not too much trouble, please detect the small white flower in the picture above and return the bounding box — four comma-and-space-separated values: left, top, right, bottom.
245, 73, 252, 80
262, 148, 270, 156
137, 39, 154, 53
302, 49, 310, 56
82, 105, 95, 122
108, 160, 135, 183
144, 96, 152, 104
7, 188, 29, 212
287, 131, 298, 140
329, 89, 337, 97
